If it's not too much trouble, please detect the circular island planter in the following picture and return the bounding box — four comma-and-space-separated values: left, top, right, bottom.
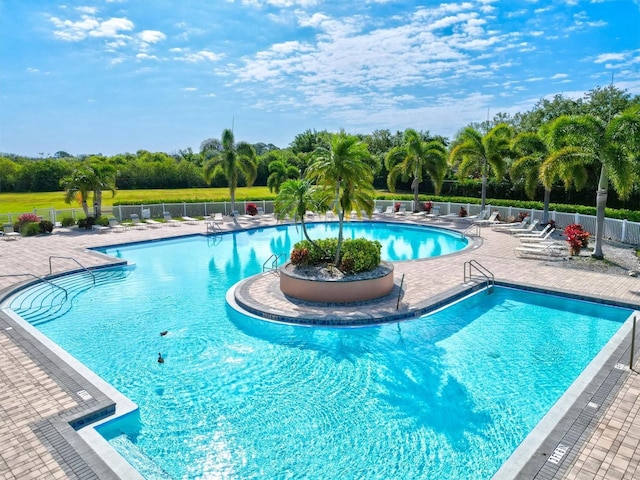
279, 261, 394, 303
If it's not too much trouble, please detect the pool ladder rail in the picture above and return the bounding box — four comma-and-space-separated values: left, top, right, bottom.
462, 223, 481, 238
263, 253, 285, 275
463, 259, 495, 293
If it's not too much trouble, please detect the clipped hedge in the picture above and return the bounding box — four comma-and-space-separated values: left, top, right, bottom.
291, 237, 382, 273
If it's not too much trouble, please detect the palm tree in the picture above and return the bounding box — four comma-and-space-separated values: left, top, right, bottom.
267, 159, 300, 193
274, 179, 326, 249
510, 132, 572, 225
306, 131, 374, 266
385, 129, 447, 211
60, 166, 94, 217
540, 106, 640, 258
449, 124, 513, 211
60, 160, 117, 217
88, 160, 117, 217
203, 129, 257, 214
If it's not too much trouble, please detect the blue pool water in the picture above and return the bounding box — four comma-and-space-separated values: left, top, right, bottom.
7, 223, 631, 479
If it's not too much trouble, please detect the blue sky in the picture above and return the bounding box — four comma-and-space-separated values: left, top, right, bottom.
1, 0, 638, 157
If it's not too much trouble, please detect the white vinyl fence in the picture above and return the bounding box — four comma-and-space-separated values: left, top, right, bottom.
2, 200, 640, 245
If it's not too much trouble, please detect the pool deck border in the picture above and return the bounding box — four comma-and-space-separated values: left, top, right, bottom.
0, 216, 639, 479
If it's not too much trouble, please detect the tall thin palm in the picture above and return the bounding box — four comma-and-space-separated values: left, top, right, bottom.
203, 129, 257, 213
449, 124, 513, 211
540, 107, 640, 258
306, 132, 374, 265
385, 129, 447, 211
88, 160, 117, 217
267, 159, 299, 193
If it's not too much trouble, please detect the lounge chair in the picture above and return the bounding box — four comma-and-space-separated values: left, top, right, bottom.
519, 228, 556, 243
383, 206, 394, 216
395, 205, 408, 215
1, 224, 21, 240
514, 241, 566, 259
425, 206, 441, 220
516, 224, 552, 238
503, 219, 540, 234
473, 210, 501, 226
108, 217, 129, 232
163, 212, 181, 226
130, 214, 147, 229
372, 206, 382, 215
144, 218, 163, 228
182, 216, 199, 224
461, 208, 489, 222
492, 218, 529, 231
92, 224, 109, 233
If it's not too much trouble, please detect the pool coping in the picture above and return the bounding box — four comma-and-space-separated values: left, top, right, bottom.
0, 220, 639, 479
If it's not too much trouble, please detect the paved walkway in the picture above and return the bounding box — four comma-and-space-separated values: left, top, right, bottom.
0, 215, 639, 479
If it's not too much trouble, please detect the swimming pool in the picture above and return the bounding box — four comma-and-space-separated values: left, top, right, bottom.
5, 224, 632, 479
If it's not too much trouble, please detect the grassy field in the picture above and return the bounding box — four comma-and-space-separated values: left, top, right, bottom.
0, 188, 277, 214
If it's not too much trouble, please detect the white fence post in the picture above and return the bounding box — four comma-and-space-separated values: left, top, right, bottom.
575, 212, 580, 224
622, 219, 628, 243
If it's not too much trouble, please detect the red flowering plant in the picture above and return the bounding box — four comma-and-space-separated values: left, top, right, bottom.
16, 213, 40, 232
394, 202, 401, 213
564, 223, 590, 255
424, 201, 433, 213
246, 203, 258, 216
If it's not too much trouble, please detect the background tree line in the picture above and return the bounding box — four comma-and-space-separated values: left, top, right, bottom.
1, 85, 639, 210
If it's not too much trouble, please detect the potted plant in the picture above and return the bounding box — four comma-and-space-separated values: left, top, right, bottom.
246, 203, 258, 216
424, 201, 433, 214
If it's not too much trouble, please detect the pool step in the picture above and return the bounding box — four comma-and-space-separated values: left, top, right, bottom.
9, 268, 131, 325
108, 434, 174, 480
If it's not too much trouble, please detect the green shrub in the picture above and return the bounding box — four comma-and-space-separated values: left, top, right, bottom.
39, 220, 54, 233
23, 222, 41, 236
292, 237, 381, 273
340, 238, 382, 273
61, 217, 75, 227
77, 216, 96, 229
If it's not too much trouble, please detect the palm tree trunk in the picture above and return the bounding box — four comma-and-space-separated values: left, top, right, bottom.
593, 167, 609, 259
81, 197, 89, 217
230, 188, 236, 214
542, 188, 551, 224
480, 173, 487, 212
334, 181, 343, 266
412, 176, 420, 212
95, 190, 103, 217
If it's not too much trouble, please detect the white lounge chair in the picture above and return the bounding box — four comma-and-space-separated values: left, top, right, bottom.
130, 214, 147, 229
395, 204, 408, 215
92, 224, 109, 233
514, 241, 566, 259
108, 217, 128, 232
144, 218, 163, 228
383, 206, 394, 216
519, 228, 556, 243
473, 210, 500, 226
516, 224, 552, 238
182, 216, 199, 224
504, 219, 540, 234
425, 206, 441, 220
1, 224, 21, 240
163, 212, 181, 226
492, 218, 529, 231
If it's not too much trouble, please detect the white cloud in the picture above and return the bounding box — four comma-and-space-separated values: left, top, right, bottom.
594, 53, 626, 63
26, 67, 39, 73
50, 14, 133, 41
182, 87, 197, 91
550, 73, 569, 79
138, 30, 166, 44
173, 49, 223, 63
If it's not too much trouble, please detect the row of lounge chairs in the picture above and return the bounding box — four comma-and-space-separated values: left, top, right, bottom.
490, 216, 566, 259
92, 212, 224, 233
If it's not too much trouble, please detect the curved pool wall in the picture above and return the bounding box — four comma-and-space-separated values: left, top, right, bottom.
1, 225, 636, 478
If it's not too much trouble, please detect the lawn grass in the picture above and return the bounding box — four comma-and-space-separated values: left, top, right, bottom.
0, 187, 277, 214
